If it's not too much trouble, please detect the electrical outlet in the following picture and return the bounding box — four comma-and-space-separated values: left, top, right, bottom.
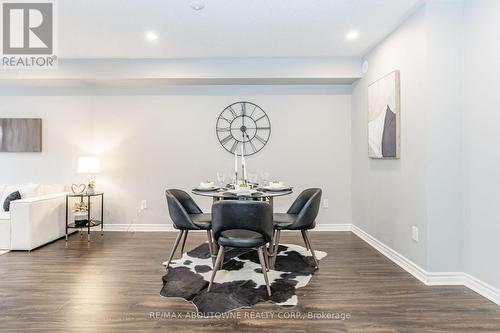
412, 226, 419, 242
140, 200, 147, 210
323, 199, 329, 209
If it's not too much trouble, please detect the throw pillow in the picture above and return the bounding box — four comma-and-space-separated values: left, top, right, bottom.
3, 191, 21, 212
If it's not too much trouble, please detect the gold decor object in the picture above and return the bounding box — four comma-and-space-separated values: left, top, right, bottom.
71, 183, 86, 194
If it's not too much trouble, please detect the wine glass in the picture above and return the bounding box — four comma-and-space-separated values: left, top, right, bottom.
260, 172, 270, 187
248, 173, 258, 187
216, 172, 227, 188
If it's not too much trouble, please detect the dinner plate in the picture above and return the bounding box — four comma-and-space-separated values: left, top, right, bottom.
223, 190, 262, 198
227, 189, 258, 194
194, 186, 219, 192
261, 186, 292, 192
224, 189, 261, 197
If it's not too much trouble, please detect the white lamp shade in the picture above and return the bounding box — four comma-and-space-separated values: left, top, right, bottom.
78, 157, 100, 174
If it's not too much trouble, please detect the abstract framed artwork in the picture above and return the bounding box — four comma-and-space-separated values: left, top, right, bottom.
0, 118, 42, 152
368, 70, 400, 159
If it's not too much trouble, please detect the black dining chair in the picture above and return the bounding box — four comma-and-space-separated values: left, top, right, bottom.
208, 200, 273, 296
164, 189, 215, 269
270, 188, 322, 269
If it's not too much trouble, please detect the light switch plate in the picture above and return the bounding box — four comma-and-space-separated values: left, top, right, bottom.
412, 226, 419, 242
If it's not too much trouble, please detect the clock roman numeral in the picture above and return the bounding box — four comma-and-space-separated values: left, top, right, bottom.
248, 139, 257, 153
219, 116, 231, 124
255, 115, 266, 122
249, 105, 257, 117
255, 134, 267, 145
229, 140, 239, 153
227, 106, 238, 118
220, 135, 233, 145
256, 126, 270, 130
217, 127, 230, 132
241, 103, 246, 116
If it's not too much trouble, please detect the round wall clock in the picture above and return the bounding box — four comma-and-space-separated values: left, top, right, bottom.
216, 101, 271, 156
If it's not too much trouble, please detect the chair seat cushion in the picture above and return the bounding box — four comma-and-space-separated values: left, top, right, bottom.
273, 213, 316, 230
189, 213, 212, 230
273, 213, 297, 230
218, 229, 266, 248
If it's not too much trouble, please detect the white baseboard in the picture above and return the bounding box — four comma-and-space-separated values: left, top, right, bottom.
351, 224, 500, 306
425, 271, 465, 286
464, 273, 500, 306
351, 224, 429, 284
104, 223, 352, 232
104, 224, 175, 232
311, 223, 352, 232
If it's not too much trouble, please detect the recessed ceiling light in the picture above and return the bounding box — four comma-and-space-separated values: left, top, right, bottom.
145, 31, 158, 42
190, 1, 205, 10
346, 30, 360, 41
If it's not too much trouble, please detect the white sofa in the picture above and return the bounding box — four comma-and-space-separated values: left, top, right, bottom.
0, 185, 68, 251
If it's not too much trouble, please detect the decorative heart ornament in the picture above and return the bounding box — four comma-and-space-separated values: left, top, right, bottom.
71, 183, 86, 194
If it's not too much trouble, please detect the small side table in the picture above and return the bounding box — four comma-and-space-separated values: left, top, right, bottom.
65, 192, 104, 242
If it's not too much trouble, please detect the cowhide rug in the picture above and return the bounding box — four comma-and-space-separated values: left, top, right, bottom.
160, 242, 327, 315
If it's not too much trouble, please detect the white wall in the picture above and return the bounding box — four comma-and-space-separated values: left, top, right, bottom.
352, 0, 500, 293
351, 8, 429, 269
463, 0, 500, 291
351, 2, 466, 273
424, 0, 464, 272
0, 85, 352, 228
0, 97, 93, 186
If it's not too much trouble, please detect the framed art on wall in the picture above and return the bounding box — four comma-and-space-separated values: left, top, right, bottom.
368, 70, 400, 159
0, 118, 42, 152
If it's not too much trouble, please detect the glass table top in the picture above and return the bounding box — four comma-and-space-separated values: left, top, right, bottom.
192, 187, 292, 199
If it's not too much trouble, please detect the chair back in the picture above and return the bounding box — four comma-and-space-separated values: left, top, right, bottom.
165, 189, 202, 229
287, 188, 322, 229
212, 200, 273, 243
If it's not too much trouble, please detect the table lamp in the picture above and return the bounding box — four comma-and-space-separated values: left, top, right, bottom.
78, 157, 100, 194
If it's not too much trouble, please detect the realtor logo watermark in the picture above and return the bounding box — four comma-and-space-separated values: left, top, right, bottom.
1, 0, 57, 68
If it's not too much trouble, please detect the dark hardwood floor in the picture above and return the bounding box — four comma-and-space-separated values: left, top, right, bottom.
0, 231, 499, 333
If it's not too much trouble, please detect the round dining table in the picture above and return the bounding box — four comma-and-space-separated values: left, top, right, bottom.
192, 187, 293, 210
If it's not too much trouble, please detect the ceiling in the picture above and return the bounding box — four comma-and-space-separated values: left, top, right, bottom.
58, 0, 424, 59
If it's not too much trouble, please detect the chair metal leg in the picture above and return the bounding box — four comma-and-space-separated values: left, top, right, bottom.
180, 230, 188, 255
206, 230, 215, 266
208, 246, 225, 292
263, 246, 270, 272
267, 230, 277, 268
257, 247, 272, 296
304, 230, 319, 269
271, 230, 281, 269
212, 230, 219, 254
165, 230, 184, 269
301, 230, 309, 250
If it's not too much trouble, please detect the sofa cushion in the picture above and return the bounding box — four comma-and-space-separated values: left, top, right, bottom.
0, 211, 11, 221
19, 183, 41, 198
3, 191, 21, 212
39, 185, 65, 195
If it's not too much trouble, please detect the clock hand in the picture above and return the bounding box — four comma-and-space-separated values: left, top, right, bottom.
242, 113, 245, 140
